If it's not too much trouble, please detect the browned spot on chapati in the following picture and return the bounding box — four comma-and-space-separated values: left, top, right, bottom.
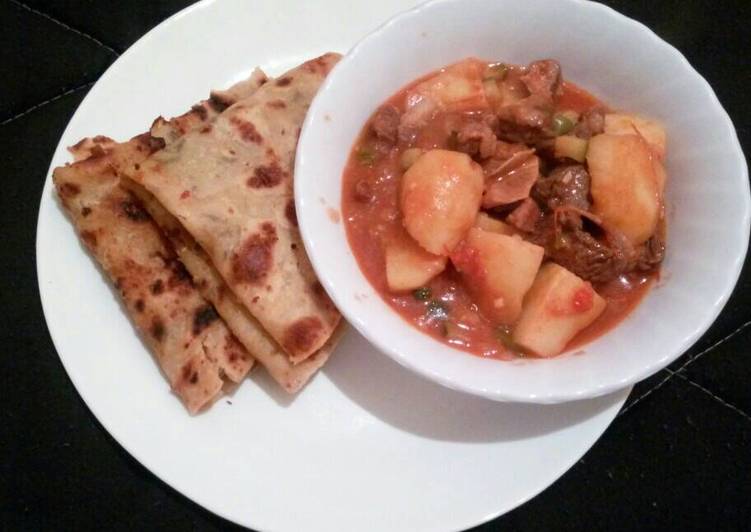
150, 279, 164, 295
283, 317, 323, 355
247, 162, 284, 188
191, 103, 209, 121
192, 305, 219, 336
166, 258, 192, 289
285, 199, 297, 227
266, 99, 286, 109
200, 125, 212, 134
209, 95, 230, 112
147, 135, 166, 153
58, 182, 81, 198
135, 299, 145, 313
303, 55, 334, 74
180, 190, 191, 200
224, 334, 248, 363
275, 76, 292, 87
80, 230, 97, 248
121, 199, 149, 222
81, 206, 92, 217
150, 318, 165, 342
230, 116, 263, 144
182, 361, 199, 384
231, 223, 278, 284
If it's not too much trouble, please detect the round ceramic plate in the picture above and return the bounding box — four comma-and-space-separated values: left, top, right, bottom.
36, 1, 630, 530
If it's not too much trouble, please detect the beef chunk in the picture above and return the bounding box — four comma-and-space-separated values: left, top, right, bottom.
546, 223, 634, 283
456, 120, 498, 159
506, 198, 541, 232
371, 105, 400, 143
533, 164, 591, 212
573, 107, 606, 139
527, 211, 637, 284
521, 60, 563, 101
496, 60, 562, 144
636, 234, 665, 271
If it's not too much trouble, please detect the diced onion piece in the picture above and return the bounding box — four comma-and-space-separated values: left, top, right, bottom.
554, 135, 588, 162
587, 133, 660, 245
400, 148, 424, 170
482, 78, 503, 108
483, 63, 508, 80
474, 212, 516, 235
401, 149, 484, 255
482, 151, 540, 208
451, 228, 544, 324
512, 263, 606, 357
385, 235, 447, 292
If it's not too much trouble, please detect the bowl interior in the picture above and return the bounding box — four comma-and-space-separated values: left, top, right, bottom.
296, 0, 750, 402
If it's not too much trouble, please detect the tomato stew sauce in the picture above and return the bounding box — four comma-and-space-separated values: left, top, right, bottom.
342, 59, 659, 359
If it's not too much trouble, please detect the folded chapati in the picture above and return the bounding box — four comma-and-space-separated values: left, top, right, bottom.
52, 71, 268, 412
130, 53, 342, 363
53, 135, 253, 413
124, 179, 342, 392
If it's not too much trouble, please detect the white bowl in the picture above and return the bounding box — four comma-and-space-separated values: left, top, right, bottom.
295, 0, 750, 403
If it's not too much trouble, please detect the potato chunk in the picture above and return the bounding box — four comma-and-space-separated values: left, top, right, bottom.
385, 235, 447, 292
587, 133, 660, 245
604, 113, 666, 160
401, 149, 484, 255
410, 58, 488, 112
474, 212, 516, 236
451, 228, 544, 324
512, 263, 606, 357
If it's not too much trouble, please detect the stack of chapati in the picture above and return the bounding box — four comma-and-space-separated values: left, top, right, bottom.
53, 54, 343, 413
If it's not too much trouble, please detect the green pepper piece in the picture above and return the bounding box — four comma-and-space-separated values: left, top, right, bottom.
495, 326, 524, 356
356, 147, 376, 166
484, 63, 508, 81
551, 114, 575, 136
413, 287, 432, 301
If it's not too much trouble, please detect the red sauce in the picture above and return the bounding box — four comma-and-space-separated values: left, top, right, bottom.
342, 60, 658, 359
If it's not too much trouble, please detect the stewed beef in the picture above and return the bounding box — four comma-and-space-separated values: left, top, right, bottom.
456, 119, 498, 159
533, 164, 591, 212
496, 60, 563, 143
573, 107, 606, 139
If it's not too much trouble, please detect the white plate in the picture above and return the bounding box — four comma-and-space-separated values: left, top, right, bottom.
36, 1, 630, 530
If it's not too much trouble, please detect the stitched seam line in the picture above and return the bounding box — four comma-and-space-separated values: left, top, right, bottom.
673, 320, 751, 374
9, 0, 121, 56
619, 321, 751, 418
618, 370, 673, 417
673, 372, 751, 423
0, 82, 94, 126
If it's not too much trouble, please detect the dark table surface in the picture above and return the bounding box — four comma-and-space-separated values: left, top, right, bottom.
2, 0, 749, 530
